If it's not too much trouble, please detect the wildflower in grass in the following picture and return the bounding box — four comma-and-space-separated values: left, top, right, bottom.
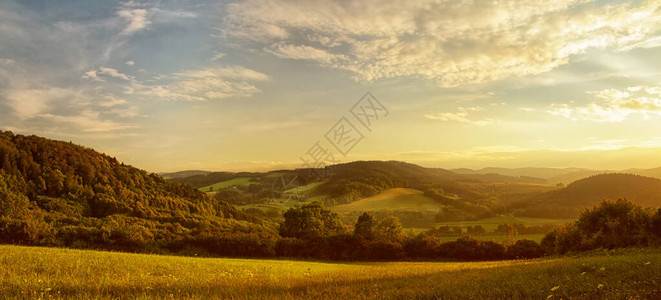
551, 286, 560, 292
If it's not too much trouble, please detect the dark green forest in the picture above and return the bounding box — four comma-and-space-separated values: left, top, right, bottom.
0, 131, 277, 257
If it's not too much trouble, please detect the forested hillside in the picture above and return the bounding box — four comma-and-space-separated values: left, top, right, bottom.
313, 161, 470, 203
173, 161, 557, 224
514, 173, 661, 218
0, 131, 277, 256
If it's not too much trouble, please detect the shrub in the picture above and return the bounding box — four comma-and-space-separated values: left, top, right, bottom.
507, 239, 544, 259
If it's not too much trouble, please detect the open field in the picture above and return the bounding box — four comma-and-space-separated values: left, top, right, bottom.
199, 177, 252, 192
333, 188, 441, 212
1, 245, 660, 299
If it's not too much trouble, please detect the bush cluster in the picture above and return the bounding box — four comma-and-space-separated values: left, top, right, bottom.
541, 199, 661, 254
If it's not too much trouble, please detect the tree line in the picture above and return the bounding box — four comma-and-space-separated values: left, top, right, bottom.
273, 199, 661, 261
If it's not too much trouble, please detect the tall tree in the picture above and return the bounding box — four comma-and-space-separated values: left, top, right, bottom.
374, 216, 404, 243
354, 212, 376, 240
279, 202, 345, 239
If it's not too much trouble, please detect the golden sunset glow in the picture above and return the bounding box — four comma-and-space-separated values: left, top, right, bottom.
1, 0, 660, 172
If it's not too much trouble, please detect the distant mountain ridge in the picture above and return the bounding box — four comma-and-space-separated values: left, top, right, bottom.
453, 166, 661, 184
452, 167, 587, 180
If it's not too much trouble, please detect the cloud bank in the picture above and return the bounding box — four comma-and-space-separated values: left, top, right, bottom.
223, 0, 661, 86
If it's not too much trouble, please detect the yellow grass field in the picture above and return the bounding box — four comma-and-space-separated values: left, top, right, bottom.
1, 245, 660, 299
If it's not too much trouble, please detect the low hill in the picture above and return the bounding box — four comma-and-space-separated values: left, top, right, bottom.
313, 161, 482, 204
623, 167, 661, 180
0, 131, 276, 256
545, 170, 609, 185
454, 166, 661, 185
331, 187, 446, 227
545, 168, 661, 185
513, 173, 661, 218
452, 167, 587, 180
333, 188, 442, 213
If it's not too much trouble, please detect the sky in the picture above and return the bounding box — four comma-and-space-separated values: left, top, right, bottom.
1, 0, 661, 172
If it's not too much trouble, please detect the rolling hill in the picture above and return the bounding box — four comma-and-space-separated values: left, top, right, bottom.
165, 159, 661, 223
455, 166, 661, 185
452, 167, 587, 181
311, 161, 549, 204
185, 165, 661, 226
168, 161, 561, 225
333, 188, 442, 213
330, 187, 447, 228
514, 173, 661, 218
0, 130, 276, 256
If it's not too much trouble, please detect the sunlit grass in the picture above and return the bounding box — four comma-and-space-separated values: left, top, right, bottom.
1, 245, 659, 299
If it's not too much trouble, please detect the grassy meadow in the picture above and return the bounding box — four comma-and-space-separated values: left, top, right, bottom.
1, 245, 660, 299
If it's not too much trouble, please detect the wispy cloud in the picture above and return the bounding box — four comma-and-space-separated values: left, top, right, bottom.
116, 1, 196, 36
548, 86, 661, 122
135, 66, 270, 101
0, 58, 16, 65
83, 67, 134, 82
2, 87, 138, 133
210, 52, 226, 61
223, 0, 661, 87
40, 111, 137, 133
424, 106, 495, 126
118, 8, 150, 35
265, 43, 344, 64
3, 88, 66, 119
